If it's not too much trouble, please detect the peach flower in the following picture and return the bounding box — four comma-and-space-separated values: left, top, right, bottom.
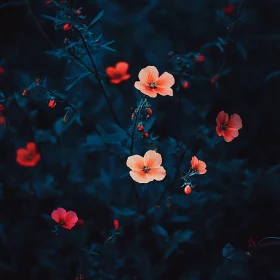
134, 66, 175, 98
106, 62, 131, 84
126, 150, 166, 183
191, 156, 207, 174
216, 111, 242, 142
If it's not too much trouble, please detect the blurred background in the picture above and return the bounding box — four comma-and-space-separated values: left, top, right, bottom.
1, 0, 280, 279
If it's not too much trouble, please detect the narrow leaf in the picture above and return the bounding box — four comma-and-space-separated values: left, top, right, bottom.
88, 10, 104, 28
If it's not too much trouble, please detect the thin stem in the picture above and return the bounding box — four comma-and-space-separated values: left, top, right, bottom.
75, 28, 121, 127
129, 98, 146, 213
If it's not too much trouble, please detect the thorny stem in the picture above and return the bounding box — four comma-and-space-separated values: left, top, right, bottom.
75, 28, 121, 128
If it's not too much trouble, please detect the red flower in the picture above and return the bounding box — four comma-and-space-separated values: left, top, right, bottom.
184, 185, 192, 195
0, 116, 6, 125
22, 89, 29, 96
0, 67, 4, 75
63, 23, 72, 31
191, 156, 207, 174
48, 99, 56, 108
216, 111, 242, 142
16, 142, 41, 167
0, 104, 4, 111
106, 62, 131, 84
51, 208, 78, 230
223, 4, 235, 15
76, 10, 82, 15
113, 219, 119, 230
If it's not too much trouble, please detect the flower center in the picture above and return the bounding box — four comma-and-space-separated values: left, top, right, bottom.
149, 82, 157, 89
59, 220, 66, 226
220, 123, 228, 131
142, 166, 151, 173
114, 72, 122, 79
25, 153, 34, 161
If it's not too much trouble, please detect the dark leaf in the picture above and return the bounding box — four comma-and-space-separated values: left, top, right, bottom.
88, 10, 104, 28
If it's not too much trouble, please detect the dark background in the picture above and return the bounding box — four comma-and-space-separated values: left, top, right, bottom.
1, 0, 280, 279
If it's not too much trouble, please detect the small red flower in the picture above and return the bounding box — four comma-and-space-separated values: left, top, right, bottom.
106, 62, 131, 84
184, 185, 192, 195
0, 67, 4, 75
76, 10, 82, 15
0, 104, 4, 111
182, 81, 189, 89
191, 156, 207, 174
16, 142, 41, 167
0, 116, 6, 125
113, 219, 119, 230
223, 4, 235, 15
216, 111, 242, 142
137, 123, 144, 131
51, 208, 78, 230
35, 78, 40, 84
22, 89, 29, 96
143, 132, 149, 138
63, 23, 72, 31
195, 54, 205, 63
146, 108, 152, 115
48, 99, 56, 108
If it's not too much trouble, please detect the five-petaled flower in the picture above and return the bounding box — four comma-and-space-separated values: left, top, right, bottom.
16, 142, 41, 167
191, 156, 207, 174
134, 66, 175, 98
126, 150, 166, 183
216, 111, 242, 142
106, 62, 131, 84
51, 208, 78, 230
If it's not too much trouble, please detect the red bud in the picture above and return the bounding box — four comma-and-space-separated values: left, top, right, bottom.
48, 99, 56, 108
137, 123, 144, 131
0, 104, 4, 111
63, 23, 72, 31
143, 132, 149, 138
113, 219, 119, 230
182, 81, 189, 89
146, 108, 152, 115
22, 89, 29, 96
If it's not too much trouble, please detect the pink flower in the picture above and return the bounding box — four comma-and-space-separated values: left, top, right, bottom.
51, 208, 78, 230
134, 66, 175, 98
191, 156, 207, 174
216, 111, 242, 142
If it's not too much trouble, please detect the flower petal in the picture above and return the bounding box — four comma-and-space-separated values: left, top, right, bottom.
63, 222, 76, 230
138, 66, 159, 84
216, 126, 225, 137
110, 78, 122, 84
191, 156, 199, 169
116, 62, 129, 74
224, 129, 239, 142
129, 170, 150, 183
216, 111, 229, 126
156, 87, 173, 96
156, 72, 175, 87
134, 82, 157, 98
51, 208, 67, 223
147, 166, 166, 181
65, 211, 78, 224
26, 142, 37, 153
106, 66, 116, 78
227, 113, 242, 130
197, 161, 207, 174
126, 155, 144, 171
144, 150, 162, 168
120, 74, 131, 81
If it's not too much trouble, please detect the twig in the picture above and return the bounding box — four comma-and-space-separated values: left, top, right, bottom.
75, 28, 121, 127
